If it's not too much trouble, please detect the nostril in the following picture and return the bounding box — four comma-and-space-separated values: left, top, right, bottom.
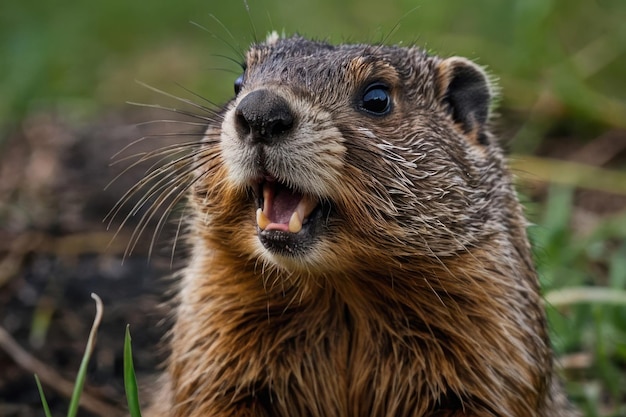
268, 114, 293, 137
235, 110, 251, 136
234, 89, 295, 145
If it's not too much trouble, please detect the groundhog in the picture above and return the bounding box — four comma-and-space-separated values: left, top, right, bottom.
143, 33, 580, 417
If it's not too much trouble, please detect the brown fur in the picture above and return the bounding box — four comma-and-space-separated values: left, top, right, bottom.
144, 35, 579, 416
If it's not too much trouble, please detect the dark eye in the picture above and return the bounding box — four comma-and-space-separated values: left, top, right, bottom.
360, 83, 391, 115
234, 74, 244, 95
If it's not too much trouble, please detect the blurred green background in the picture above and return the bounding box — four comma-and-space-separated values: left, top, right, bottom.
1, 0, 625, 415
2, 0, 625, 152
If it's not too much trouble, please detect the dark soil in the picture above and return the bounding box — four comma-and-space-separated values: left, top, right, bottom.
0, 110, 196, 417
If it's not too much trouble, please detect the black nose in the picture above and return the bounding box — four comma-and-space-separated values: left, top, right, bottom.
235, 89, 294, 144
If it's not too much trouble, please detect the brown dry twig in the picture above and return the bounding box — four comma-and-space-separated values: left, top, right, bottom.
511, 155, 626, 196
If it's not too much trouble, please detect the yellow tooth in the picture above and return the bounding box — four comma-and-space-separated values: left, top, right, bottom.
288, 211, 302, 233
256, 208, 271, 230
263, 184, 271, 213
296, 194, 316, 222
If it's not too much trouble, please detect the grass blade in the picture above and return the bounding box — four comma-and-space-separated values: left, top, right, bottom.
34, 374, 53, 417
546, 287, 626, 308
124, 325, 142, 417
67, 293, 104, 417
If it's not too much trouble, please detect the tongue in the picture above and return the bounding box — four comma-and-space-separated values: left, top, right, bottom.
256, 182, 317, 233
267, 184, 302, 225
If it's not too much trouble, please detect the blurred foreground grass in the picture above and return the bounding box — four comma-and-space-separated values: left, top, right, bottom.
1, 0, 625, 415
531, 185, 626, 415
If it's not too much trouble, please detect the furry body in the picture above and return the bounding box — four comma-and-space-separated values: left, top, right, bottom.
146, 35, 578, 417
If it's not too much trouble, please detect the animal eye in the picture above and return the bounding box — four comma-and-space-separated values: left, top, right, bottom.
234, 74, 244, 95
360, 83, 391, 115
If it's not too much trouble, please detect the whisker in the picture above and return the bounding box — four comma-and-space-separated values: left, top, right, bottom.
112, 137, 203, 163
120, 152, 206, 221
133, 163, 215, 259
134, 81, 222, 117
170, 203, 188, 267
127, 177, 189, 259
264, 9, 275, 34
242, 0, 258, 45
110, 135, 203, 163
133, 119, 210, 128
122, 156, 211, 257
106, 165, 185, 242
208, 55, 245, 70
144, 182, 190, 260
130, 150, 198, 188
105, 143, 201, 199
126, 102, 217, 123
139, 154, 197, 176
113, 141, 217, 245
190, 18, 245, 63
105, 149, 207, 230
174, 82, 228, 109
375, 7, 419, 52
207, 14, 241, 53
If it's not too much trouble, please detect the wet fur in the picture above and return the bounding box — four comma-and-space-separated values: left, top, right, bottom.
140, 36, 578, 416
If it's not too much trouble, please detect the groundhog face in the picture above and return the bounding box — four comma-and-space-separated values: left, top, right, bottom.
197, 33, 506, 273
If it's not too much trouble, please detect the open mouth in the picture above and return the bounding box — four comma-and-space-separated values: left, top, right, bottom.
254, 178, 325, 255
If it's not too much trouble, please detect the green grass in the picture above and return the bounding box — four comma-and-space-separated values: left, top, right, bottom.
34, 375, 53, 417
35, 294, 105, 417
530, 185, 626, 415
34, 300, 144, 417
124, 325, 143, 417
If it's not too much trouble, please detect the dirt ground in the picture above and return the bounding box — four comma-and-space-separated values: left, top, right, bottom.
0, 110, 195, 417
1, 109, 625, 416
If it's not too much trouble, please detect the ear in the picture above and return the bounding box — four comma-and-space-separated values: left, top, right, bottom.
437, 57, 494, 145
